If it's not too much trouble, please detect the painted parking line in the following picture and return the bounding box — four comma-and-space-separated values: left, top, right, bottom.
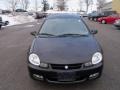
24, 25, 35, 28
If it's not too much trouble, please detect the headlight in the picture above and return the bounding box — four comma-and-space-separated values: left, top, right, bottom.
84, 62, 92, 67
29, 53, 40, 66
115, 20, 120, 24
92, 52, 103, 65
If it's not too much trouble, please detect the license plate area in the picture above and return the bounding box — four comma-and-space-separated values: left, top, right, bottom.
58, 72, 76, 82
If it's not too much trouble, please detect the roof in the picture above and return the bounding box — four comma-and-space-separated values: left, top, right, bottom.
46, 13, 81, 19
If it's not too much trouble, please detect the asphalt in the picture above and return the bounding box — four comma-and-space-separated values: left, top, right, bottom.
0, 18, 120, 90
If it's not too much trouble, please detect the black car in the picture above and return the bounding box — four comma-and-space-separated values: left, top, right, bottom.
28, 14, 103, 84
15, 9, 27, 12
2, 10, 11, 14
88, 11, 116, 21
0, 17, 9, 30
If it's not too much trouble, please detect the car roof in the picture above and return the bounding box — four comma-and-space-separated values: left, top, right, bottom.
46, 13, 81, 20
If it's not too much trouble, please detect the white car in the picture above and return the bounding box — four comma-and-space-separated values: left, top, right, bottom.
114, 19, 120, 29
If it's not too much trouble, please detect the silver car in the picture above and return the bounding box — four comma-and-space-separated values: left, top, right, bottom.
114, 19, 120, 29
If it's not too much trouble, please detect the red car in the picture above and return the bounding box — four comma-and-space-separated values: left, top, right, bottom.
98, 14, 120, 24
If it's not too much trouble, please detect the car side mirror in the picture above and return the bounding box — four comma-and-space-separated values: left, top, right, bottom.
91, 30, 98, 35
31, 31, 37, 36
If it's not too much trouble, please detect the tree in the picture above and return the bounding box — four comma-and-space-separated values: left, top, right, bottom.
56, 0, 67, 11
84, 0, 93, 13
20, 0, 29, 10
34, 0, 38, 12
41, 0, 49, 12
79, 0, 84, 12
6, 0, 19, 11
97, 0, 106, 12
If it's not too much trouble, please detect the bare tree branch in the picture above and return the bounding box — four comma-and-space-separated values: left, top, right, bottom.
97, 0, 106, 12
97, 0, 106, 9
79, 0, 84, 12
55, 0, 68, 11
41, 0, 49, 12
6, 0, 19, 11
84, 0, 93, 13
34, 0, 38, 12
20, 0, 29, 10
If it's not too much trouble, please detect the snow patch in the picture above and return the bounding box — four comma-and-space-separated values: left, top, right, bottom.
0, 14, 35, 26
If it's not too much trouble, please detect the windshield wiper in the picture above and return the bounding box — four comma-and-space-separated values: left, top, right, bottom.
38, 33, 55, 37
57, 34, 88, 37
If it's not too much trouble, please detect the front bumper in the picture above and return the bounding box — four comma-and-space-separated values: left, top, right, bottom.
28, 63, 103, 84
114, 23, 120, 27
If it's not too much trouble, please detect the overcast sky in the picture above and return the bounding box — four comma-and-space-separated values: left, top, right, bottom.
0, 0, 112, 12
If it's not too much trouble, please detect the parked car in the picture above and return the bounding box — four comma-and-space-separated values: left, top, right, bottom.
28, 14, 103, 83
0, 17, 9, 29
15, 9, 27, 12
98, 14, 120, 24
88, 11, 99, 20
88, 11, 116, 21
81, 13, 88, 17
34, 12, 47, 19
2, 10, 11, 14
0, 17, 2, 29
114, 19, 120, 29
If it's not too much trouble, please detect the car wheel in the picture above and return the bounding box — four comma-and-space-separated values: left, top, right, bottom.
94, 18, 97, 21
101, 20, 106, 24
90, 18, 93, 21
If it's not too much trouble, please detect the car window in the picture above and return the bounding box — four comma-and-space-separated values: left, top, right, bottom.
110, 14, 119, 17
39, 18, 89, 36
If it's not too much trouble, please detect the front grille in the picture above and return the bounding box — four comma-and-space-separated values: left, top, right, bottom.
51, 64, 82, 70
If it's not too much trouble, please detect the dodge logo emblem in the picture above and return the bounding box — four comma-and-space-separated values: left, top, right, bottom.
65, 65, 68, 69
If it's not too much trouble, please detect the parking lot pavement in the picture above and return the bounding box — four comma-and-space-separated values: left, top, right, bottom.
0, 18, 120, 90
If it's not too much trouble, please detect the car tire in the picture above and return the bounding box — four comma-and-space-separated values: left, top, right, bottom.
94, 18, 97, 21
101, 20, 106, 24
90, 18, 93, 21
0, 25, 1, 30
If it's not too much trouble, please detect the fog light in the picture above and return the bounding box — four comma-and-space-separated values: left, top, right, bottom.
33, 74, 44, 80
89, 73, 99, 79
40, 62, 48, 68
84, 62, 92, 67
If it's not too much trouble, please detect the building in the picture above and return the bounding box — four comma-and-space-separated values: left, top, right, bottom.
97, 2, 112, 13
101, 2, 112, 11
112, 0, 120, 13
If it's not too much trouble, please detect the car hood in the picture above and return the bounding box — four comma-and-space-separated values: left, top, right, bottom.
32, 36, 101, 64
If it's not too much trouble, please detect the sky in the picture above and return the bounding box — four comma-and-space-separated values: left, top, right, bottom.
0, 0, 112, 12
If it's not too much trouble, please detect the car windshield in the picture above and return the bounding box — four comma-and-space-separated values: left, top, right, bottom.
39, 18, 89, 37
